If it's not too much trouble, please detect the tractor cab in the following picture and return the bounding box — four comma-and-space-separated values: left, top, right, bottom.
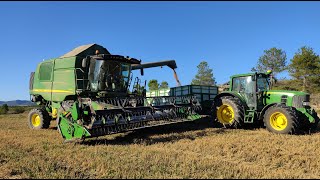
229, 71, 272, 110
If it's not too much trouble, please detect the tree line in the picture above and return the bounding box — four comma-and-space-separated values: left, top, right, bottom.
251, 46, 320, 93
147, 45, 320, 94
0, 104, 25, 115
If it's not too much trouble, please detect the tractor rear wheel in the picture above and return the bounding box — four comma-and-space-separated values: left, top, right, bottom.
213, 96, 245, 128
28, 108, 51, 129
263, 104, 299, 134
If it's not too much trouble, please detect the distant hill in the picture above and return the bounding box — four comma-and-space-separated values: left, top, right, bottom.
0, 100, 35, 106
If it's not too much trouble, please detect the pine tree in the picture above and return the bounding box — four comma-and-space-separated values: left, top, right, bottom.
159, 81, 169, 89
288, 46, 320, 92
148, 79, 159, 91
0, 104, 9, 114
251, 47, 287, 77
191, 61, 216, 85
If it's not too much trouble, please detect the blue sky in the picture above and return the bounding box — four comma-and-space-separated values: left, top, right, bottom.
0, 1, 320, 101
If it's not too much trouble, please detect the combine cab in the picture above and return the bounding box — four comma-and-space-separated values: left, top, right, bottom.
28, 44, 202, 142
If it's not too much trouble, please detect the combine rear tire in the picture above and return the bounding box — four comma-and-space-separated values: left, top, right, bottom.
263, 104, 299, 134
213, 96, 244, 128
28, 108, 51, 129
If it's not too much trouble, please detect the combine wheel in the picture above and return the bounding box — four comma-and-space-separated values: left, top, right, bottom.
263, 104, 299, 134
28, 108, 51, 129
213, 96, 244, 128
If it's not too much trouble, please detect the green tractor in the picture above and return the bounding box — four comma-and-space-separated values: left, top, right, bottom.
213, 70, 319, 134
28, 44, 202, 142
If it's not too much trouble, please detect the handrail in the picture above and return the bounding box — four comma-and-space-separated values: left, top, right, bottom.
75, 68, 88, 91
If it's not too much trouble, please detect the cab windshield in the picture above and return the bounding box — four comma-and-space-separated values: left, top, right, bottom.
89, 59, 131, 92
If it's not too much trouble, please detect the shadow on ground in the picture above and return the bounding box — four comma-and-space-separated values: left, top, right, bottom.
79, 116, 225, 146
48, 126, 58, 130
55, 115, 320, 145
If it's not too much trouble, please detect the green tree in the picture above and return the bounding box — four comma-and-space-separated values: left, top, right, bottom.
0, 104, 9, 114
13, 106, 25, 114
2, 104, 8, 111
251, 47, 287, 77
159, 81, 169, 89
288, 46, 320, 92
148, 79, 159, 91
191, 61, 216, 85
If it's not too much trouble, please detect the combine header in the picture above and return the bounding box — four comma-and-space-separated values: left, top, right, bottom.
28, 44, 201, 142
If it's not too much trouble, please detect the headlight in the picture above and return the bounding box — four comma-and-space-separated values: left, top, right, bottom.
302, 101, 310, 106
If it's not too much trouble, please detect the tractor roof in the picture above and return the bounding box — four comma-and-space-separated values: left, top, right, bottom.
230, 72, 269, 79
230, 72, 255, 78
60, 44, 110, 58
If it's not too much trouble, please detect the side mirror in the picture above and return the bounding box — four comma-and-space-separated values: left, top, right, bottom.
82, 58, 87, 68
140, 68, 144, 76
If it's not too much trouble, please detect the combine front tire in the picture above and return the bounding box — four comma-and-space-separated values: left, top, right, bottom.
213, 96, 244, 128
263, 104, 299, 134
28, 108, 51, 129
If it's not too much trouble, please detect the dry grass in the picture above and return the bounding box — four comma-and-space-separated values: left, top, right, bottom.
311, 94, 320, 111
1, 112, 320, 179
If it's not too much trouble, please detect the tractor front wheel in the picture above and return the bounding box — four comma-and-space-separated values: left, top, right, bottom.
264, 104, 299, 134
28, 108, 51, 129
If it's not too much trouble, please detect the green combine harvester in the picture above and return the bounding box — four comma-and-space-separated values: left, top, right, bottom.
28, 44, 202, 142
213, 70, 319, 134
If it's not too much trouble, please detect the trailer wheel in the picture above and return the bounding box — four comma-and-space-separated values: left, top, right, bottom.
263, 104, 299, 134
213, 96, 244, 128
28, 108, 51, 129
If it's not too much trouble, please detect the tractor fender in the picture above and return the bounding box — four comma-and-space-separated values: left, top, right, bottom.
212, 92, 250, 119
214, 92, 248, 109
258, 103, 279, 121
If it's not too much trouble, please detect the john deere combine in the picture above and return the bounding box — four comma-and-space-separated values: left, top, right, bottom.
28, 44, 201, 142
213, 70, 319, 134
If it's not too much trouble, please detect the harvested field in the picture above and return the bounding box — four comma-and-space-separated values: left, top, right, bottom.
1, 112, 320, 178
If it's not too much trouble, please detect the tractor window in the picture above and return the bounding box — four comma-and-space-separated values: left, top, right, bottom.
232, 76, 254, 93
232, 76, 256, 108
39, 62, 53, 81
257, 77, 269, 91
